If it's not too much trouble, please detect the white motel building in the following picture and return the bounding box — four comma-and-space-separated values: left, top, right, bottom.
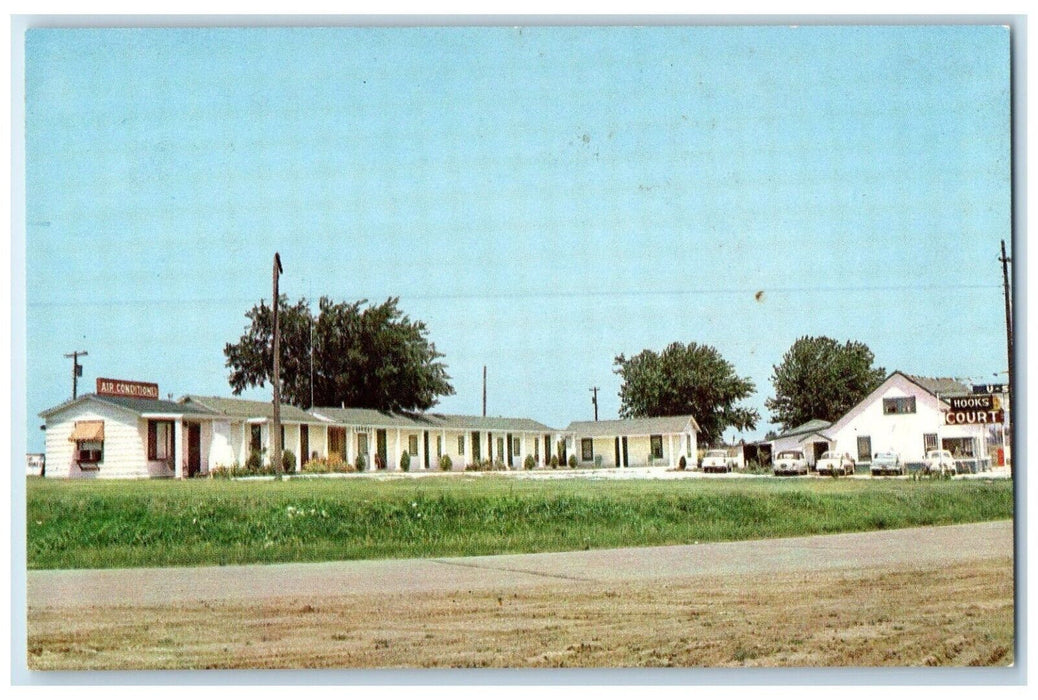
40, 377, 703, 479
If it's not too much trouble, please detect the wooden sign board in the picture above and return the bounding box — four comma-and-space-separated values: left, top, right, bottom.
948, 395, 1000, 411
96, 378, 159, 400
945, 409, 1005, 425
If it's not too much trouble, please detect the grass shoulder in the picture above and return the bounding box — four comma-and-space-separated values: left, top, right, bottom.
27, 476, 1013, 570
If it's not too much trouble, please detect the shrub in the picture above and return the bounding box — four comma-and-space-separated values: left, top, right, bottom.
494, 459, 506, 471
245, 450, 264, 473
355, 453, 366, 471
550, 455, 559, 469
439, 454, 453, 471
524, 454, 536, 471
594, 455, 603, 468
281, 449, 296, 473
400, 452, 411, 472
679, 456, 687, 470
302, 456, 354, 474
464, 458, 495, 472
568, 455, 578, 469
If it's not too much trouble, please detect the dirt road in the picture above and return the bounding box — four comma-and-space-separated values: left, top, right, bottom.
26, 521, 1014, 669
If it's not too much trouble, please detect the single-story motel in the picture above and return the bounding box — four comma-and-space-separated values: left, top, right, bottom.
38, 371, 1002, 479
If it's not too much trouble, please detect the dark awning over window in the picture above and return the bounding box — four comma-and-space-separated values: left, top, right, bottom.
68, 420, 104, 442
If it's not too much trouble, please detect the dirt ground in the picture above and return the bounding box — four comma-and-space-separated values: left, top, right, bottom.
27, 556, 1013, 670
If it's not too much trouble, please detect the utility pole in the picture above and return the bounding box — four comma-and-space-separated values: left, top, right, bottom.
482, 365, 487, 417
999, 239, 1013, 466
272, 253, 284, 478
64, 350, 87, 399
589, 386, 599, 421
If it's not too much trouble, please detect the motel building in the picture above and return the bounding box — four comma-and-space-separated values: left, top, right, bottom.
768, 372, 992, 470
38, 377, 571, 478
565, 415, 700, 469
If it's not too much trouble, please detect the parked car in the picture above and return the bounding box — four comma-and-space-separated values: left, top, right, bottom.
773, 450, 808, 476
923, 449, 956, 476
816, 451, 855, 476
701, 449, 736, 473
870, 451, 905, 476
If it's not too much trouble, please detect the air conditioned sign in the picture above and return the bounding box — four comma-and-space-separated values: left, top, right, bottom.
96, 378, 159, 400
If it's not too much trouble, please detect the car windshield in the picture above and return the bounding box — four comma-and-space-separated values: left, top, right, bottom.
777, 452, 801, 459
705, 450, 727, 458
927, 451, 951, 458
820, 452, 838, 459
875, 453, 895, 460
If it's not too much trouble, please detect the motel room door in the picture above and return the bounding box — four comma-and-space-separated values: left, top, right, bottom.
187, 424, 201, 477
376, 429, 388, 469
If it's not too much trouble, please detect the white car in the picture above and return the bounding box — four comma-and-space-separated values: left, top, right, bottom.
773, 450, 808, 476
701, 449, 736, 473
816, 451, 855, 476
870, 451, 905, 477
924, 449, 956, 476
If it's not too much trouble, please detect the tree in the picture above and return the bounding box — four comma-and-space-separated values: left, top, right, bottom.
765, 336, 886, 431
224, 296, 455, 412
614, 342, 759, 445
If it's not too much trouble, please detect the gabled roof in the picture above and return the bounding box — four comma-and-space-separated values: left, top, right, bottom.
180, 395, 320, 423
312, 407, 556, 433
40, 393, 219, 419
565, 415, 699, 437
902, 374, 971, 398
773, 419, 832, 440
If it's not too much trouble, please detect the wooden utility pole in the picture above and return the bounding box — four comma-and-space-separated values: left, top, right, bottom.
589, 386, 599, 421
272, 253, 284, 477
64, 350, 87, 399
482, 365, 487, 417
999, 240, 1013, 455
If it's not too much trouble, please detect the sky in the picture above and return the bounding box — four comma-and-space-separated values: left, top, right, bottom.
20, 24, 1011, 452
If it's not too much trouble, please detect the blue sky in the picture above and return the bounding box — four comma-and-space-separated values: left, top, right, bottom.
21, 25, 1011, 451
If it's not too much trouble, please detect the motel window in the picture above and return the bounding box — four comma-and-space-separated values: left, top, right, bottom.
883, 397, 916, 415
148, 420, 175, 461
70, 420, 105, 465
581, 438, 593, 461
437, 435, 443, 456
357, 433, 368, 456
458, 435, 465, 455
250, 424, 262, 453
408, 435, 418, 456
512, 437, 521, 457
650, 435, 664, 460
497, 437, 505, 459
687, 434, 693, 458
923, 433, 938, 453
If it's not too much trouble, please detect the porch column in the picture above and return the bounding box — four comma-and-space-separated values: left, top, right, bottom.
174, 417, 184, 479
345, 427, 354, 466
395, 428, 402, 470
441, 429, 447, 469
668, 434, 676, 468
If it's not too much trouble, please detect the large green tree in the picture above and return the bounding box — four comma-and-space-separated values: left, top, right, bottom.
614, 342, 759, 445
224, 296, 455, 412
765, 336, 886, 431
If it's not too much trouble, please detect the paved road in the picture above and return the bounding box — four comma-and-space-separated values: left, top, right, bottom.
27, 521, 1012, 609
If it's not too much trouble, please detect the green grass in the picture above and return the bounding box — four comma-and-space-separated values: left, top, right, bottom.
26, 475, 1013, 570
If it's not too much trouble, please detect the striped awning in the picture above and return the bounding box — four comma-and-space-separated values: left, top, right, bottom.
68, 420, 104, 442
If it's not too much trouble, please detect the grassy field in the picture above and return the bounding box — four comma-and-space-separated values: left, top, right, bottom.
26, 475, 1013, 570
